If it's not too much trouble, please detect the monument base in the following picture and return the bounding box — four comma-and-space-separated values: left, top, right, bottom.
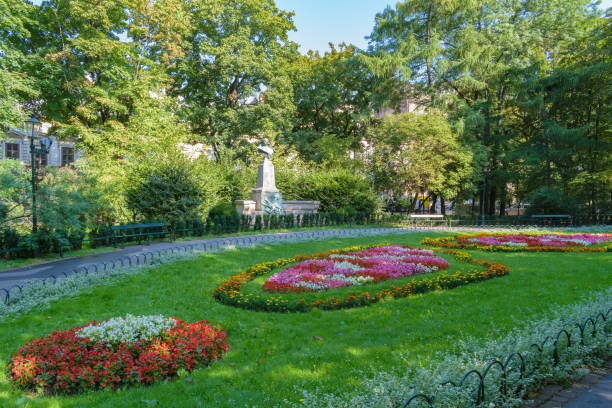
235, 199, 320, 218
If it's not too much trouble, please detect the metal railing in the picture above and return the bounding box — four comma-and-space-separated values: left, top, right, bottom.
401, 308, 611, 407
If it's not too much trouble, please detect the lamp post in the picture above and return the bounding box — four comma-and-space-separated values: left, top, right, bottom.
25, 115, 52, 234
481, 161, 490, 226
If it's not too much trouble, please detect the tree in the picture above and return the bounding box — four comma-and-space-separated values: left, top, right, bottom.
366, 0, 601, 215
514, 16, 612, 216
287, 44, 379, 163
369, 111, 472, 212
0, 0, 38, 128
175, 0, 298, 157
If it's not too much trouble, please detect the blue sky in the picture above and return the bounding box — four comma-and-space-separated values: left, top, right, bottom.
275, 0, 391, 54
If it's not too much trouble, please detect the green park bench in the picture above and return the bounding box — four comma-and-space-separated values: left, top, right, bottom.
111, 222, 169, 248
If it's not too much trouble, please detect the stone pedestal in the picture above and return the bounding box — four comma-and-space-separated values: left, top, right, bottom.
235, 155, 320, 218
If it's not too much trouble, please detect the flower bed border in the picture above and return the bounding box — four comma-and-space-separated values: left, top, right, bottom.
9, 318, 228, 395
422, 234, 612, 252
213, 245, 509, 313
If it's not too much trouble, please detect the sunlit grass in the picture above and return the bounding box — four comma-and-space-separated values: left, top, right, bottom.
0, 231, 609, 407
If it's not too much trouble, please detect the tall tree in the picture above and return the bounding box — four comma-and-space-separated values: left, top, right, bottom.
0, 0, 38, 128
366, 0, 601, 215
175, 0, 298, 157
369, 111, 472, 211
287, 44, 379, 163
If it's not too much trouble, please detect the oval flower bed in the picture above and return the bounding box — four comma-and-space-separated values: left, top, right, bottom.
423, 233, 612, 252
9, 315, 228, 394
213, 244, 509, 312
263, 246, 449, 293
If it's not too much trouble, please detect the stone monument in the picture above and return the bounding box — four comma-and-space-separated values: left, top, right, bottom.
235, 139, 319, 217
250, 139, 284, 215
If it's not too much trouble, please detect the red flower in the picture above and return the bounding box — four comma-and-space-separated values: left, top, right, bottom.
9, 319, 228, 395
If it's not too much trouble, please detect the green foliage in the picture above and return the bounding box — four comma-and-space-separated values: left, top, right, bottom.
125, 157, 204, 221
366, 0, 608, 216
277, 166, 380, 213
525, 187, 577, 216
370, 111, 473, 201
208, 202, 239, 220
286, 44, 379, 163
36, 167, 102, 251
0, 159, 30, 229
176, 0, 298, 154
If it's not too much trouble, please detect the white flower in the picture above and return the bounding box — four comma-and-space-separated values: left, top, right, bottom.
76, 314, 176, 346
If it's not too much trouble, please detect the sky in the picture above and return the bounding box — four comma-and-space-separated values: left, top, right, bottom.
275, 0, 391, 54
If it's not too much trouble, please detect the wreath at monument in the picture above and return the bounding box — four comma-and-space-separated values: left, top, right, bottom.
213, 244, 508, 312
422, 233, 612, 252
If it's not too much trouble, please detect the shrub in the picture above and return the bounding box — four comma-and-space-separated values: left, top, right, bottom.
277, 167, 381, 213
125, 158, 204, 221
208, 201, 240, 219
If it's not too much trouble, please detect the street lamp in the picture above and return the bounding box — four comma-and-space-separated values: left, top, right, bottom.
25, 115, 52, 234
481, 161, 490, 226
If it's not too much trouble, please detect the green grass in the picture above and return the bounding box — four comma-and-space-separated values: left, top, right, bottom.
0, 231, 610, 407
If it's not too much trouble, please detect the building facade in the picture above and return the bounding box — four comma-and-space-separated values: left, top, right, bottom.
0, 127, 81, 167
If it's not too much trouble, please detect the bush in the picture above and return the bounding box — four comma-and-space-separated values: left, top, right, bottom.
208, 201, 239, 219
126, 158, 204, 221
277, 167, 381, 213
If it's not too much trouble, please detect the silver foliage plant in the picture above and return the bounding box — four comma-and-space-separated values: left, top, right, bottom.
288, 289, 611, 408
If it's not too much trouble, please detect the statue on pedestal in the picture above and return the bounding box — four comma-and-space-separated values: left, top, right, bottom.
252, 139, 284, 215
235, 138, 319, 218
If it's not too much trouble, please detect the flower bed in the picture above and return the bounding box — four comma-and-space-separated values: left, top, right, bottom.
213, 244, 509, 312
9, 315, 228, 394
422, 233, 612, 252
263, 246, 449, 293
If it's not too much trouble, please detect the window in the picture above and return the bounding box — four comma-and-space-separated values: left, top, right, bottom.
61, 147, 74, 166
35, 151, 48, 167
5, 143, 19, 159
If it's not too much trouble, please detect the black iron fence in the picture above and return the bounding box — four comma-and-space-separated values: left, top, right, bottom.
401, 308, 611, 407
0, 212, 410, 260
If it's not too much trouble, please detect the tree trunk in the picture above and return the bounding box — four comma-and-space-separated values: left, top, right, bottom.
498, 186, 506, 218
429, 195, 437, 214
409, 191, 419, 212
488, 185, 496, 217
441, 197, 446, 215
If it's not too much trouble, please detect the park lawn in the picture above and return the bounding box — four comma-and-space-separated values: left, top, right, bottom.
0, 231, 610, 408
0, 223, 402, 273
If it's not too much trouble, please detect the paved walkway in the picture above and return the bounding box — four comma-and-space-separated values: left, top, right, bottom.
564, 372, 612, 407
0, 227, 411, 293
523, 359, 612, 408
